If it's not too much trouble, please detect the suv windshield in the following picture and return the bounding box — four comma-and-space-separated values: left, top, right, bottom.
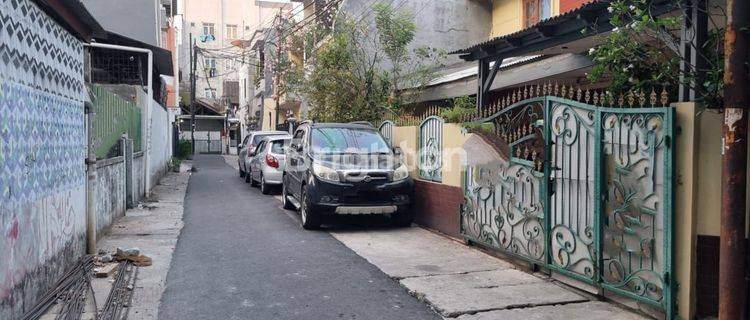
311, 127, 390, 154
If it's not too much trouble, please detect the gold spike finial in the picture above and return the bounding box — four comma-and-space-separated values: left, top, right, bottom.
660, 87, 669, 106
638, 90, 646, 107
650, 89, 657, 106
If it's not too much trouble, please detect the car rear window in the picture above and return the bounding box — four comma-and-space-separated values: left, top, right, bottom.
252, 134, 283, 145
311, 127, 390, 154
270, 140, 287, 154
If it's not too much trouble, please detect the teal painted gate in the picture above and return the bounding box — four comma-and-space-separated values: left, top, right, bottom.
461, 87, 674, 317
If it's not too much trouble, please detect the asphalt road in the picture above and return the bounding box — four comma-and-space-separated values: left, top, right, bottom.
158, 155, 440, 320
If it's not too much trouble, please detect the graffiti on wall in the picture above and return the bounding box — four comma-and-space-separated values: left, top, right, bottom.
0, 0, 86, 314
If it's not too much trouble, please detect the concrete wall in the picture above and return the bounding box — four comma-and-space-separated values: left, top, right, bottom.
95, 158, 127, 237
339, 0, 492, 67
149, 100, 172, 189
0, 0, 87, 318
82, 0, 162, 46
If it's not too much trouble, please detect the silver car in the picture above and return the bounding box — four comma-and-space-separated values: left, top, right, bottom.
248, 136, 290, 194
238, 130, 288, 183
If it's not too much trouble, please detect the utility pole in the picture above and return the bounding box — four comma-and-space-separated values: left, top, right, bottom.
719, 0, 749, 318
190, 34, 197, 154
274, 11, 282, 130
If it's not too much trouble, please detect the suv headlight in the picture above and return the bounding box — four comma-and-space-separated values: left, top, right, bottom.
393, 163, 409, 181
312, 162, 340, 182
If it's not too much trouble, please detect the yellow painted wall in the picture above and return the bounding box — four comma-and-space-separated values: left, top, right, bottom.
442, 124, 472, 188
491, 0, 522, 37
695, 109, 724, 236
673, 102, 700, 320
391, 123, 470, 188
393, 126, 418, 176
491, 0, 562, 38
261, 100, 276, 131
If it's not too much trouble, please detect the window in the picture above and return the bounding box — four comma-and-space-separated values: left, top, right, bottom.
204, 58, 216, 77
271, 139, 288, 154
204, 88, 216, 99
226, 24, 238, 40
202, 23, 215, 42
522, 0, 541, 28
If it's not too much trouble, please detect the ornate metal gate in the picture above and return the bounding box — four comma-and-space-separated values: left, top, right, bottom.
378, 120, 394, 146
419, 115, 444, 182
461, 87, 674, 317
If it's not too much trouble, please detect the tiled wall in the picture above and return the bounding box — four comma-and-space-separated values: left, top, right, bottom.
0, 0, 87, 317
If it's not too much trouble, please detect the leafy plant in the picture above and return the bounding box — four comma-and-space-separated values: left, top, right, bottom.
587, 0, 725, 107
176, 139, 192, 159
275, 3, 444, 123
438, 96, 476, 123
462, 122, 494, 134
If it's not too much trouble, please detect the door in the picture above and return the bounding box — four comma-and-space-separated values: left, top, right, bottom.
252, 140, 267, 182
287, 127, 307, 197
239, 135, 250, 171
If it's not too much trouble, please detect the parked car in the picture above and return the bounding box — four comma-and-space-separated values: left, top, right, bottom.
282, 121, 414, 229
248, 136, 291, 194
238, 130, 288, 182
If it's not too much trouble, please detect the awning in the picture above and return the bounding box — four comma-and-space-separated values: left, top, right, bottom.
451, 0, 676, 61
412, 53, 593, 103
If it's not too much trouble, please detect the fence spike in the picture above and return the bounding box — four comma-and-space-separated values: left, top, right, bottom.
554, 82, 560, 96
512, 89, 518, 103
561, 85, 567, 99
524, 145, 530, 159
523, 86, 528, 99
576, 87, 582, 101
536, 84, 541, 96
618, 93, 624, 106
627, 91, 635, 107
584, 89, 591, 104
660, 87, 669, 107
592, 90, 599, 106
650, 89, 657, 106
638, 90, 646, 107
515, 146, 522, 158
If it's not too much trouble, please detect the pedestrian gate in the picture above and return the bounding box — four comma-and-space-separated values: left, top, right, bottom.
461, 93, 674, 317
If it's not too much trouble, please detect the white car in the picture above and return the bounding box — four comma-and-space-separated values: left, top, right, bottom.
248, 136, 291, 194
238, 130, 288, 182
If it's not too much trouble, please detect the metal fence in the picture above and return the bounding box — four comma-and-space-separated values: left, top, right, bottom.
378, 120, 394, 146
461, 92, 675, 317
90, 85, 142, 158
419, 116, 443, 182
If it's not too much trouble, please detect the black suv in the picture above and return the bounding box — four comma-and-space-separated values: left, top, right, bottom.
282, 122, 414, 229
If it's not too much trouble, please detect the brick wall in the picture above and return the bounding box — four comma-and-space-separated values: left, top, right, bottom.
695, 235, 750, 318
696, 235, 719, 317
413, 180, 463, 238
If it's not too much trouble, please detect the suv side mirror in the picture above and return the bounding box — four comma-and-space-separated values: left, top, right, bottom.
292, 143, 303, 152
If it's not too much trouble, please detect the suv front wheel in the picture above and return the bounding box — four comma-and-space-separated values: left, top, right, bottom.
300, 185, 321, 230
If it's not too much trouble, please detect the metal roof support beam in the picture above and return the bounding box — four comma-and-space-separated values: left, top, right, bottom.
477, 56, 506, 111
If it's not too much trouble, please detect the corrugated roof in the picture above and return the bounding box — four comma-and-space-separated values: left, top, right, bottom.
451, 0, 676, 61
450, 0, 606, 55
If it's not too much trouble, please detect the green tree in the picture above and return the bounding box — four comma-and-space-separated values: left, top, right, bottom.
279, 3, 444, 123
587, 0, 725, 107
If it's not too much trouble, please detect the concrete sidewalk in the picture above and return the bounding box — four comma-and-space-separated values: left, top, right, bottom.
332, 228, 646, 319
96, 165, 191, 319
222, 154, 646, 319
